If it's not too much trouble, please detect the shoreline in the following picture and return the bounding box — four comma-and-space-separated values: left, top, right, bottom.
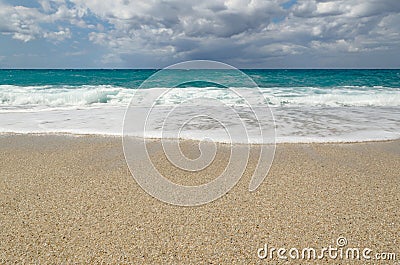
0, 134, 399, 263
1, 131, 399, 145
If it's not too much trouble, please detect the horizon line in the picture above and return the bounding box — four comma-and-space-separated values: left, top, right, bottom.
0, 68, 399, 70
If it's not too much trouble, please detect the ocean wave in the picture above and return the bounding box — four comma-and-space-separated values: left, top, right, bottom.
0, 85, 133, 109
0, 85, 399, 110
266, 92, 400, 107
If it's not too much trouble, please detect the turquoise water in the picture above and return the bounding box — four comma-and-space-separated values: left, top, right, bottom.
1, 69, 399, 88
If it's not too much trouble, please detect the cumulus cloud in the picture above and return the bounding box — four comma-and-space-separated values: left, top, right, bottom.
0, 0, 85, 42
72, 0, 288, 64
286, 0, 400, 55
75, 0, 400, 66
0, 0, 399, 67
0, 4, 43, 42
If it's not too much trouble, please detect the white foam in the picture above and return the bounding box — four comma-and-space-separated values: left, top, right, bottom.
1, 85, 400, 110
0, 104, 399, 143
0, 85, 133, 110
0, 85, 399, 143
261, 86, 400, 107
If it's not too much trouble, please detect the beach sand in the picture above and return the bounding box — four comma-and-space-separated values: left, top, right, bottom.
0, 134, 399, 264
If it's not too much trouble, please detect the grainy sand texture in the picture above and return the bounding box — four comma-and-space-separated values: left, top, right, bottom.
0, 134, 399, 264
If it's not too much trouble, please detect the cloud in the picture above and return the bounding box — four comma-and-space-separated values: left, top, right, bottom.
0, 0, 399, 67
0, 4, 43, 42
43, 27, 72, 41
0, 0, 85, 42
73, 0, 288, 65
285, 0, 400, 55
74, 0, 400, 66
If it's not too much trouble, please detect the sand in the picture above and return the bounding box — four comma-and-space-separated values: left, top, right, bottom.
0, 134, 399, 264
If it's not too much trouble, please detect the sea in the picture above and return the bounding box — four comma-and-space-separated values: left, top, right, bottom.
0, 69, 399, 143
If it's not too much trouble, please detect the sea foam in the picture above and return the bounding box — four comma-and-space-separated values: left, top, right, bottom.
0, 85, 399, 143
1, 85, 399, 109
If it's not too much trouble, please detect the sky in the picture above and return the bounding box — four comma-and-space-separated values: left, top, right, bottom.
0, 0, 399, 69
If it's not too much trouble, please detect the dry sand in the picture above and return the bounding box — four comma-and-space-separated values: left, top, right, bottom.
0, 134, 399, 264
